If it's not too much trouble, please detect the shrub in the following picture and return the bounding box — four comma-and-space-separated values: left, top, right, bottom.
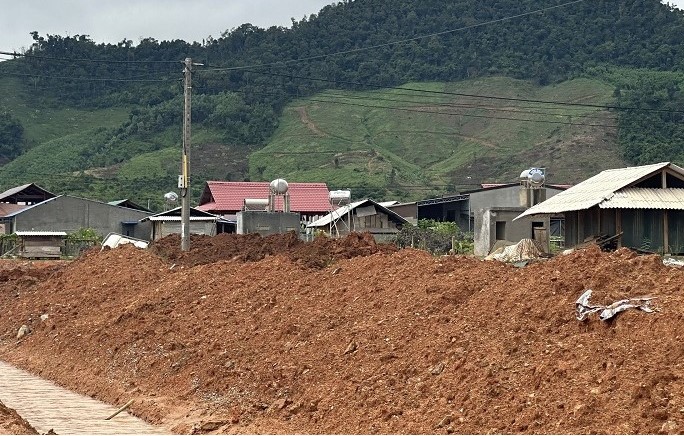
396, 219, 473, 255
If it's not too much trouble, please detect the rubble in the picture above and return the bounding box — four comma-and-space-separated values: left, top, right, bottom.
485, 238, 546, 263
16, 325, 30, 340
0, 236, 682, 434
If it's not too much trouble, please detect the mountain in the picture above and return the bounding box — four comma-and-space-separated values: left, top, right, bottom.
0, 0, 683, 208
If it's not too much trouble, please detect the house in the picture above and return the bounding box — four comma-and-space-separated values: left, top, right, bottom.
414, 177, 568, 256
0, 194, 152, 240
140, 206, 235, 241
417, 182, 568, 233
197, 181, 333, 223
0, 183, 56, 233
515, 162, 684, 254
467, 180, 569, 256
307, 198, 409, 242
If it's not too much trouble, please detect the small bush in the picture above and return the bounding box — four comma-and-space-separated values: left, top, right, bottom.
396, 219, 473, 255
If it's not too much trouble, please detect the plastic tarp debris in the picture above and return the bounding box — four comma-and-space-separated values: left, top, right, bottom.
575, 289, 655, 321
101, 233, 149, 250
485, 238, 545, 263
663, 258, 684, 268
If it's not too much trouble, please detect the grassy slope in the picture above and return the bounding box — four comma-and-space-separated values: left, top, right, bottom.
250, 77, 628, 200
0, 78, 129, 148
1, 75, 630, 208
0, 77, 247, 209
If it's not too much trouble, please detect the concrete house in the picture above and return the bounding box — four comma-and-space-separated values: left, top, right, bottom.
516, 162, 684, 254
0, 194, 152, 240
416, 177, 568, 256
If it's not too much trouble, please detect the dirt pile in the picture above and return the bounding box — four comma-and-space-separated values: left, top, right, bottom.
0, 260, 66, 298
150, 231, 396, 268
0, 235, 683, 434
0, 401, 37, 435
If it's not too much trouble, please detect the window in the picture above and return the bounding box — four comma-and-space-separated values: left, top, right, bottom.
121, 222, 136, 237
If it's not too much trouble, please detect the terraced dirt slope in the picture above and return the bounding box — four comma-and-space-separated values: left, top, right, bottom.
0, 233, 682, 434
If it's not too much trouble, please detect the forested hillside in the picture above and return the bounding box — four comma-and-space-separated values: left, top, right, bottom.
0, 0, 683, 208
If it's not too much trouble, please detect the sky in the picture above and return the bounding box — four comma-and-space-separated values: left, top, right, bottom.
0, 0, 334, 54
1, 0, 684, 55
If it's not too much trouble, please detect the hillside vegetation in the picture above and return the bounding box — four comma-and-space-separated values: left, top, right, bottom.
251, 76, 627, 199
0, 0, 683, 207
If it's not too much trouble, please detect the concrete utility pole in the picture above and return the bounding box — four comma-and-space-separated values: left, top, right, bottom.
181, 57, 192, 251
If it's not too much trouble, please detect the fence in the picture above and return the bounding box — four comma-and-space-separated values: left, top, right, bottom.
63, 239, 100, 257
0, 238, 99, 258
0, 238, 18, 257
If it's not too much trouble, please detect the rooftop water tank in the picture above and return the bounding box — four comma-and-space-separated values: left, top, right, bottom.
329, 190, 352, 205
270, 178, 289, 195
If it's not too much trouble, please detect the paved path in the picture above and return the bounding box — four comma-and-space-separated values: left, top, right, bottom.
0, 361, 163, 434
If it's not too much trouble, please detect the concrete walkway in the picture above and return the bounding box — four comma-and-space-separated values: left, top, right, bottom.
0, 361, 163, 434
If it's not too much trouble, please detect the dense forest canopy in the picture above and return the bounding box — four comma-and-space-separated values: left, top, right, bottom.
1, 0, 684, 206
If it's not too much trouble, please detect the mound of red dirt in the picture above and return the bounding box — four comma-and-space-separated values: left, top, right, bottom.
0, 235, 683, 434
150, 231, 396, 268
0, 260, 66, 298
0, 401, 37, 435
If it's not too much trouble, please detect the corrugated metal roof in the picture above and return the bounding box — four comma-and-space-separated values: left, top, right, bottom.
107, 199, 151, 212
0, 183, 34, 200
0, 183, 55, 202
516, 162, 683, 219
0, 203, 29, 218
0, 196, 61, 218
378, 201, 399, 207
140, 206, 220, 222
308, 200, 365, 227
15, 231, 67, 236
197, 181, 332, 214
600, 188, 684, 209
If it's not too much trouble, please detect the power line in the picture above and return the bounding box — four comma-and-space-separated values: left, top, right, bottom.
196, 0, 587, 71
305, 96, 617, 127
300, 91, 613, 120
0, 50, 179, 65
2, 71, 180, 83
195, 75, 619, 128
191, 76, 620, 128
200, 67, 684, 115
220, 80, 611, 119
0, 170, 486, 192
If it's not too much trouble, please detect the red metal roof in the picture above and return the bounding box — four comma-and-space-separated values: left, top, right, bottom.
197, 181, 333, 214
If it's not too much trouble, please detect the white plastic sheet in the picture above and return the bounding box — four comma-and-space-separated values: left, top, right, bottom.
575, 289, 655, 321
101, 233, 149, 250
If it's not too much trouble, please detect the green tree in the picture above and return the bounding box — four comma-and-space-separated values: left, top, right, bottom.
0, 113, 24, 161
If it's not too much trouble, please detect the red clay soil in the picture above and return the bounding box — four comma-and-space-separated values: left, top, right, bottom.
0, 233, 683, 434
149, 231, 396, 268
0, 401, 37, 435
